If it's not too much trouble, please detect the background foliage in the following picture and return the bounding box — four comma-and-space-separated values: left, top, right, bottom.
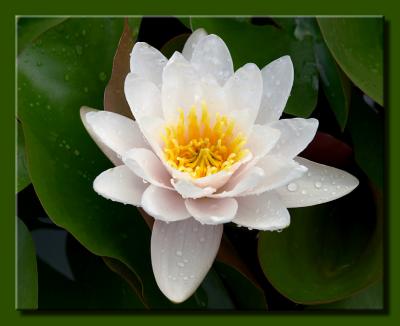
16, 16, 384, 311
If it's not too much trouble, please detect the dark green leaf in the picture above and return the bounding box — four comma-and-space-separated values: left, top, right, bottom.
307, 280, 383, 310
258, 182, 382, 304
17, 17, 67, 55
214, 261, 267, 310
347, 91, 384, 191
190, 17, 318, 118
318, 18, 383, 105
294, 18, 351, 130
37, 232, 145, 309
17, 122, 31, 192
17, 218, 38, 309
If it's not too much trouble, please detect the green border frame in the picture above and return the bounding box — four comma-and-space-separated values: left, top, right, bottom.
1, 0, 399, 324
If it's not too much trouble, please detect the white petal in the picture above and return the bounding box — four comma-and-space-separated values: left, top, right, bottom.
191, 34, 234, 85
151, 218, 223, 303
268, 118, 319, 159
161, 52, 203, 122
276, 157, 359, 208
211, 167, 265, 198
182, 28, 208, 61
93, 165, 147, 206
247, 124, 281, 161
256, 56, 294, 124
80, 107, 122, 166
123, 148, 172, 189
130, 42, 167, 88
172, 179, 216, 199
233, 192, 290, 231
185, 197, 238, 225
243, 155, 307, 196
224, 63, 263, 128
82, 108, 149, 162
141, 185, 190, 222
124, 73, 163, 120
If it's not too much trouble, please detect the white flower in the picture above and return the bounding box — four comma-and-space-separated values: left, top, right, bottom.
80, 28, 359, 303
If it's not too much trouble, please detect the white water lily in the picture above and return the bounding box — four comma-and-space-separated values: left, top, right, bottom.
80, 28, 359, 303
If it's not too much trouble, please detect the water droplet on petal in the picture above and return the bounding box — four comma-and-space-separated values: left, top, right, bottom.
183, 276, 188, 281
314, 181, 322, 189
301, 190, 307, 195
176, 250, 182, 256
287, 183, 298, 192
177, 262, 185, 268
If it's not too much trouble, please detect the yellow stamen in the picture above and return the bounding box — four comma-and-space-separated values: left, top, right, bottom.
162, 102, 249, 178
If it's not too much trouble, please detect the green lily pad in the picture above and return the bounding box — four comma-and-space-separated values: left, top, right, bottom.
190, 17, 319, 118
16, 218, 38, 309
294, 18, 351, 130
307, 280, 383, 310
17, 122, 31, 192
258, 182, 382, 304
214, 261, 267, 310
17, 17, 67, 55
317, 17, 383, 105
347, 90, 384, 192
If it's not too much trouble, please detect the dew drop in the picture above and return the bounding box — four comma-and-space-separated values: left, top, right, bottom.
314, 181, 322, 189
74, 149, 80, 156
275, 80, 281, 86
287, 183, 298, 192
176, 250, 182, 257
98, 71, 107, 81
301, 190, 307, 195
183, 259, 188, 263
190, 275, 195, 279
64, 74, 70, 81
177, 262, 185, 268
183, 276, 188, 281
83, 87, 89, 93
142, 179, 148, 184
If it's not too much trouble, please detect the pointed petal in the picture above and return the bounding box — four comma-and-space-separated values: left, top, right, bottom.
130, 42, 167, 88
191, 34, 234, 85
161, 52, 202, 122
123, 148, 172, 189
247, 124, 281, 160
233, 192, 290, 230
93, 165, 147, 206
244, 155, 307, 196
124, 73, 163, 120
172, 179, 216, 199
276, 157, 359, 208
211, 167, 264, 198
141, 185, 190, 222
81, 108, 149, 162
182, 28, 208, 60
151, 218, 223, 303
268, 118, 319, 159
256, 56, 294, 124
80, 107, 122, 166
224, 63, 263, 128
185, 197, 238, 224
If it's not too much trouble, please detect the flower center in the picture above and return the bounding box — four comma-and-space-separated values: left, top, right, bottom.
162, 102, 249, 178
